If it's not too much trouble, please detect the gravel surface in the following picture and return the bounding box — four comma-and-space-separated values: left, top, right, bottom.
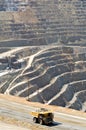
0, 95, 86, 130
0, 121, 30, 130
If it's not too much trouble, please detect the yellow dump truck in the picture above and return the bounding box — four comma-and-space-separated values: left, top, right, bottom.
30, 108, 54, 125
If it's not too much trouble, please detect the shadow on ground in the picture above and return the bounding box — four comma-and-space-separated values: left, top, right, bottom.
47, 121, 62, 127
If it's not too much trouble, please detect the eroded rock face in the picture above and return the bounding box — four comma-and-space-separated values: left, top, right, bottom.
0, 0, 86, 43
0, 0, 86, 112
0, 46, 86, 112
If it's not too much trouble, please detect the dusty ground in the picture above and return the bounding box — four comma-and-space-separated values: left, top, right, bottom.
0, 94, 86, 130
13, 7, 38, 24
0, 114, 52, 130
0, 7, 38, 24
0, 94, 86, 118
0, 121, 29, 130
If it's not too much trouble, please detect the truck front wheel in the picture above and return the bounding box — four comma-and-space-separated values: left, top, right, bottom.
39, 119, 44, 125
33, 117, 38, 123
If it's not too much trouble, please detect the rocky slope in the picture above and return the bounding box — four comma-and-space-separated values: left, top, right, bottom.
0, 0, 86, 112
0, 45, 86, 112
0, 0, 86, 44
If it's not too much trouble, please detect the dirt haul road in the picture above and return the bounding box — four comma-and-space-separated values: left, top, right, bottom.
0, 95, 86, 130
0, 121, 30, 130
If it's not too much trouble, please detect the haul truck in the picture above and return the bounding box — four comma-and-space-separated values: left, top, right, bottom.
30, 108, 54, 125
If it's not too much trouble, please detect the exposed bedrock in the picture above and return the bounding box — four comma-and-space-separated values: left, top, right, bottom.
0, 0, 86, 45
0, 0, 86, 112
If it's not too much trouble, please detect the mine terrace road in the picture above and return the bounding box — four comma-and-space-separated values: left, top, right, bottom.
0, 121, 29, 130
0, 98, 86, 130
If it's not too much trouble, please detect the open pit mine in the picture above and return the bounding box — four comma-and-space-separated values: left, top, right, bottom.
0, 0, 86, 112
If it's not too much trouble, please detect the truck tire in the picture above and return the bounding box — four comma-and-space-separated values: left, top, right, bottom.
33, 117, 38, 123
39, 119, 44, 125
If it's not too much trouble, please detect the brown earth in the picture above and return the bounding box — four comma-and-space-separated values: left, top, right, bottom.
0, 94, 86, 118
0, 7, 38, 24
13, 7, 38, 24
